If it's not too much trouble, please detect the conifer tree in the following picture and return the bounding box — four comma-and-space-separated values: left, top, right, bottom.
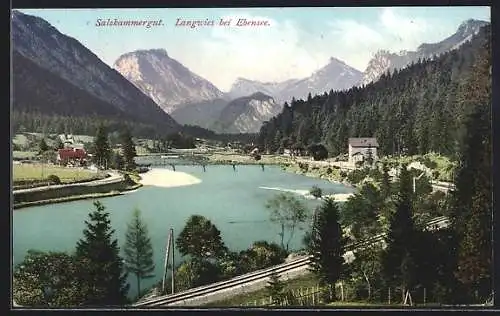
124, 208, 155, 299
266, 269, 285, 305
380, 164, 418, 301
112, 151, 124, 170
55, 137, 64, 150
75, 201, 129, 306
365, 146, 374, 167
93, 124, 111, 169
307, 197, 346, 303
453, 50, 492, 301
39, 138, 48, 153
120, 128, 137, 171
381, 161, 392, 200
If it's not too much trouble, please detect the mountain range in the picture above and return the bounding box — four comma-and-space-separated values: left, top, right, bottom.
227, 57, 363, 103
11, 10, 490, 136
360, 19, 489, 86
114, 49, 224, 114
172, 19, 489, 133
11, 10, 179, 135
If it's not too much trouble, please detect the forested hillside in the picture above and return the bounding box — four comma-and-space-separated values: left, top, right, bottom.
257, 25, 491, 160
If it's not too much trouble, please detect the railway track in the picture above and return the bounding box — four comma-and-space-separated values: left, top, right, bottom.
133, 216, 449, 307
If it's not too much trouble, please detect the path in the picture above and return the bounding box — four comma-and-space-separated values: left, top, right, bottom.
12, 170, 124, 195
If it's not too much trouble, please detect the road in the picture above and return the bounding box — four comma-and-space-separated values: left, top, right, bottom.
12, 170, 124, 195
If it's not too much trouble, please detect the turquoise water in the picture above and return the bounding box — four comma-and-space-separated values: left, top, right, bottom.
12, 165, 354, 298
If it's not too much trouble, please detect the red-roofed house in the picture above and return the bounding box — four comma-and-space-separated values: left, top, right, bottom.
57, 148, 88, 166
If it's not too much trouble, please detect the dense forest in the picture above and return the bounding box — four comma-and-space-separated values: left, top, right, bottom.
257, 25, 491, 160
11, 111, 256, 145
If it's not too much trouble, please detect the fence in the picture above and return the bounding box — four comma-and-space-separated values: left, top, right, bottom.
241, 284, 434, 307
241, 285, 324, 307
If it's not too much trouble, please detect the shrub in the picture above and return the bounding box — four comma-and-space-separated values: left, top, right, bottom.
308, 144, 329, 161
310, 185, 323, 199
46, 174, 61, 184
432, 170, 440, 180
298, 162, 309, 172
422, 157, 438, 169
123, 173, 134, 185
347, 168, 371, 184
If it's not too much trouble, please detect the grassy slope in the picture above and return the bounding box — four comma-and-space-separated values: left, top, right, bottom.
12, 163, 100, 183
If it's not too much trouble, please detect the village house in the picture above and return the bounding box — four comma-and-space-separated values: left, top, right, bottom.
57, 148, 88, 166
59, 134, 85, 150
348, 138, 379, 165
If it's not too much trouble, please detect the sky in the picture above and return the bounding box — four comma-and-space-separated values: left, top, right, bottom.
16, 7, 490, 92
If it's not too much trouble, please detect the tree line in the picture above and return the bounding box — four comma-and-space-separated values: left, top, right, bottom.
11, 111, 257, 146
257, 25, 490, 160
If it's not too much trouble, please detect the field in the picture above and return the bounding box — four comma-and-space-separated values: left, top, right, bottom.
12, 163, 103, 184
12, 151, 39, 160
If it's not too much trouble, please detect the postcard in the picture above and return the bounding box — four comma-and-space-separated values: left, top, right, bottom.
10, 6, 493, 309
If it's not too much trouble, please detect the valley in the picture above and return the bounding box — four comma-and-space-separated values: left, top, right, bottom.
10, 7, 492, 310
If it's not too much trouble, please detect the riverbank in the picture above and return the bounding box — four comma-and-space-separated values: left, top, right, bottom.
206, 153, 292, 165
13, 183, 142, 209
13, 172, 141, 210
139, 168, 202, 188
207, 153, 356, 196
281, 161, 355, 187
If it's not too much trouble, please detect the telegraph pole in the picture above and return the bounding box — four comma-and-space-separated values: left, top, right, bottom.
170, 228, 175, 294
162, 229, 172, 294
413, 171, 426, 193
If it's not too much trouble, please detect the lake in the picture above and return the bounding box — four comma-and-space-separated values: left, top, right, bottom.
12, 165, 354, 298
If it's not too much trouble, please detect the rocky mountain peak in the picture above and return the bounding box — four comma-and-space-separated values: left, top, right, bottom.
229, 57, 362, 103
249, 91, 274, 101
361, 18, 490, 86
114, 49, 224, 113
457, 19, 487, 36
